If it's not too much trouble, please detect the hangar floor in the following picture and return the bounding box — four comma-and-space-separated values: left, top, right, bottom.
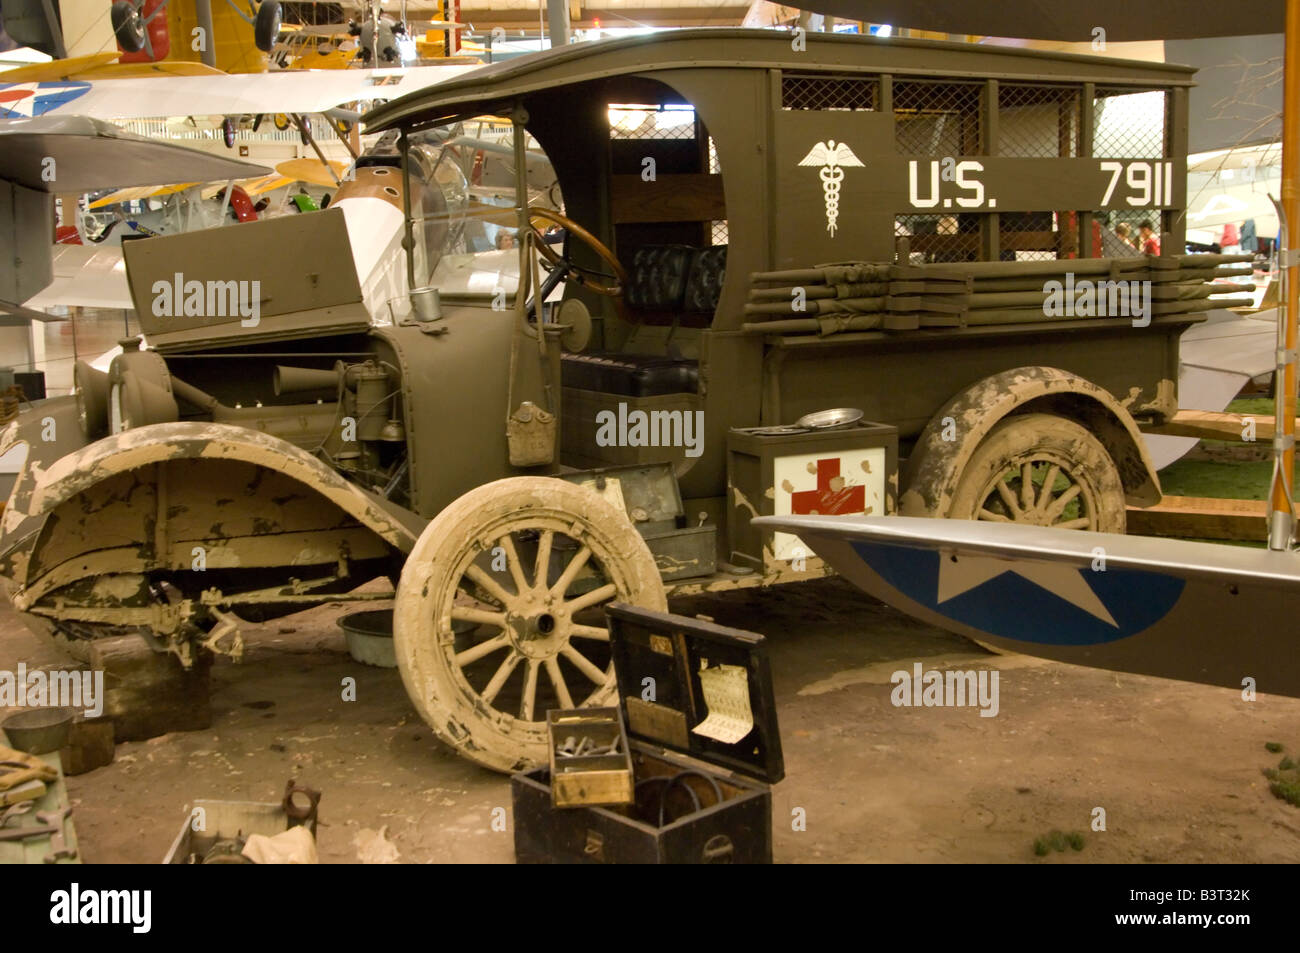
3, 577, 1298, 863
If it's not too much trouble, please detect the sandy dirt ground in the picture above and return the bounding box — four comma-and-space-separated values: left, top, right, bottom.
3, 576, 1299, 864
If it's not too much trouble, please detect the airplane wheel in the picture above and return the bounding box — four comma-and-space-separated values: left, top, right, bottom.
254, 0, 282, 53
273, 113, 290, 131
111, 1, 146, 53
333, 118, 353, 135
393, 477, 666, 773
222, 116, 237, 149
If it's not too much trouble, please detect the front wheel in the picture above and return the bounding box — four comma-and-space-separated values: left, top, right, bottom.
948, 412, 1126, 533
393, 477, 666, 773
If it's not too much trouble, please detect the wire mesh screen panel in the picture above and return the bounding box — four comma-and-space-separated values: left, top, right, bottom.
781, 73, 879, 111
1083, 210, 1161, 257
707, 137, 728, 245
896, 213, 981, 263
894, 79, 984, 156
608, 104, 698, 140
997, 84, 1081, 157
999, 211, 1077, 261
1092, 88, 1167, 158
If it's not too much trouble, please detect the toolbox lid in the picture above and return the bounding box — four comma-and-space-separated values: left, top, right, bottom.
606, 603, 784, 784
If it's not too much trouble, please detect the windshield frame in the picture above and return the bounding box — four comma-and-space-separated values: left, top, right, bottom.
398, 108, 534, 311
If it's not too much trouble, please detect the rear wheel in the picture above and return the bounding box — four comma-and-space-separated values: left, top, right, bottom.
948, 413, 1125, 533
393, 477, 666, 773
947, 413, 1125, 656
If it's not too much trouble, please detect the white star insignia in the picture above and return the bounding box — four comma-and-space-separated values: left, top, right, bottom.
936, 551, 1118, 627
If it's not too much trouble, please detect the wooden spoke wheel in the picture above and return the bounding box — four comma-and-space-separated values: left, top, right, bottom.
949, 413, 1125, 534
394, 477, 665, 773
948, 413, 1125, 656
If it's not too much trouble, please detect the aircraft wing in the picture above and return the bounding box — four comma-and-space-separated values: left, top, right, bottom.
1, 116, 269, 312
0, 63, 483, 121
1143, 307, 1278, 469
0, 115, 269, 191
22, 244, 131, 311
753, 513, 1300, 698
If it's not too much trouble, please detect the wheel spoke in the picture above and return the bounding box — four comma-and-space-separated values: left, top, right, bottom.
570, 624, 610, 641
455, 631, 509, 667
465, 563, 515, 608
450, 606, 506, 629
977, 507, 1012, 523
498, 533, 530, 595
519, 659, 540, 721
994, 479, 1021, 517
566, 581, 617, 614
545, 656, 573, 708
533, 529, 554, 590
481, 651, 521, 704
562, 643, 609, 685
1055, 517, 1091, 530
549, 544, 592, 597
1035, 464, 1061, 513
1019, 462, 1035, 511
1043, 483, 1082, 522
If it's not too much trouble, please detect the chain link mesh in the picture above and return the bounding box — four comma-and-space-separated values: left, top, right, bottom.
1092, 88, 1167, 158
895, 213, 981, 263
997, 84, 1080, 157
781, 73, 879, 111
893, 79, 984, 156
1083, 209, 1161, 257
999, 211, 1075, 261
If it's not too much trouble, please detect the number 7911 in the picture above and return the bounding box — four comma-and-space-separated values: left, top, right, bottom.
1100, 160, 1174, 207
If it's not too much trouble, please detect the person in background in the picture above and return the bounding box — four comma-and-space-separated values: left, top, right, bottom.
1138, 221, 1160, 255
1221, 221, 1241, 255
495, 230, 516, 250
1114, 222, 1136, 249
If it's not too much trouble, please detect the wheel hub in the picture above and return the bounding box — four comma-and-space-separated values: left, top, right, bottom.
504, 593, 568, 659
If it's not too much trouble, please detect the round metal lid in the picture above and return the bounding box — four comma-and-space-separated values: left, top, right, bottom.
795, 407, 864, 430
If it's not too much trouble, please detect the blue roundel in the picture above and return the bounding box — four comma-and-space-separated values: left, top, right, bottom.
851, 541, 1185, 646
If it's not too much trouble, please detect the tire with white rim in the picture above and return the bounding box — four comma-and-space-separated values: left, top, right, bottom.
394, 477, 666, 773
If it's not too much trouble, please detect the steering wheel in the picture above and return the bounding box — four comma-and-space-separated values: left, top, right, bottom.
525, 207, 627, 298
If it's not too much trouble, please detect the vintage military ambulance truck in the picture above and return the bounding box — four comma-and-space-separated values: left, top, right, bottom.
0, 30, 1251, 770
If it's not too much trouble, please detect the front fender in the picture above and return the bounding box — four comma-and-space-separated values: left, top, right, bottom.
1, 421, 424, 591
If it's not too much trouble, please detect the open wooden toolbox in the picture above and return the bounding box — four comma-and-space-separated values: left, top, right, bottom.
512, 603, 783, 863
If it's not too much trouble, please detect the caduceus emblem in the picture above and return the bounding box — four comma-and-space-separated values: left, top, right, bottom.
798, 140, 865, 236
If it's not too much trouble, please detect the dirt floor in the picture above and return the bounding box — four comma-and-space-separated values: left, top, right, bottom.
3, 577, 1300, 864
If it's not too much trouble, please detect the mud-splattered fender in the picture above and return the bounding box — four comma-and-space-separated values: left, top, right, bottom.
1, 421, 423, 574
900, 366, 1162, 518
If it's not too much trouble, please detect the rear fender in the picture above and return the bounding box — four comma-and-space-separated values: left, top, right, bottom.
900, 365, 1162, 518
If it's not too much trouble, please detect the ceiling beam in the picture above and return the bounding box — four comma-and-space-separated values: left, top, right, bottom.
461, 7, 747, 30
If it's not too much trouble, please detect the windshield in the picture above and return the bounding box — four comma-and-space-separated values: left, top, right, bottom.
407, 118, 559, 298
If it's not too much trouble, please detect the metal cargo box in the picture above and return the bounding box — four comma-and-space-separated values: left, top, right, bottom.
727, 420, 898, 573
512, 603, 783, 864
